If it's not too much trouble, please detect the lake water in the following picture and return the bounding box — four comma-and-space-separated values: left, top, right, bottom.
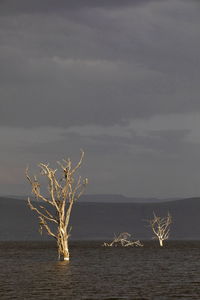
0, 241, 200, 299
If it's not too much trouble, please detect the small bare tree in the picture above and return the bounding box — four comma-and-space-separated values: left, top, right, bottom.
26, 150, 88, 261
103, 232, 143, 247
149, 212, 172, 247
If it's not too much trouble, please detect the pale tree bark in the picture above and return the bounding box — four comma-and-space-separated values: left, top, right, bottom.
149, 212, 172, 247
103, 232, 143, 247
26, 150, 88, 261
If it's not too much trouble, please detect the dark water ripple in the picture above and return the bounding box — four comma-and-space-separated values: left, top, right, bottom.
0, 241, 200, 299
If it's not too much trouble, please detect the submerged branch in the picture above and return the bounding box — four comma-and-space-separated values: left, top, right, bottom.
103, 232, 143, 247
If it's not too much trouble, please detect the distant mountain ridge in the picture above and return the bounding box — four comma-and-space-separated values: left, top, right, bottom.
2, 193, 180, 203
0, 196, 200, 241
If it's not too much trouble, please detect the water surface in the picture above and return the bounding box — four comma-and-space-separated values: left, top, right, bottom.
0, 241, 200, 299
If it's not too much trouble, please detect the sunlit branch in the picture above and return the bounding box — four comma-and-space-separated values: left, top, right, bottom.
26, 150, 88, 261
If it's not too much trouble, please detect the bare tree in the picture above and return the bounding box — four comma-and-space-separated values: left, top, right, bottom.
149, 212, 172, 247
103, 232, 143, 247
26, 150, 88, 261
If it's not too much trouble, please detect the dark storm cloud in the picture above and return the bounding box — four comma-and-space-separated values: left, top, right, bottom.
63, 128, 191, 156
0, 0, 154, 16
0, 0, 200, 128
1, 0, 200, 197
133, 129, 191, 155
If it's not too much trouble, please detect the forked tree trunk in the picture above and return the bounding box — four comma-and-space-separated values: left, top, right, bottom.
159, 239, 163, 247
57, 232, 70, 261
63, 239, 69, 261
61, 238, 69, 261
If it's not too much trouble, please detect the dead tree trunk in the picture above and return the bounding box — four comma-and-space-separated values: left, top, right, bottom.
149, 212, 172, 247
26, 150, 88, 261
57, 230, 69, 261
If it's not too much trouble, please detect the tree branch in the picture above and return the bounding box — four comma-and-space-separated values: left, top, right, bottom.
28, 198, 58, 224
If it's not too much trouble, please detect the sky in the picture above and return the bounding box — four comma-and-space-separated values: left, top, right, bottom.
0, 0, 200, 198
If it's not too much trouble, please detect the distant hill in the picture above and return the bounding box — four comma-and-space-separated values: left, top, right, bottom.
80, 194, 180, 203
3, 194, 180, 203
0, 196, 200, 241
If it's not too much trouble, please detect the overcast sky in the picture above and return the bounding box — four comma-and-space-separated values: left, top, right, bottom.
0, 0, 200, 198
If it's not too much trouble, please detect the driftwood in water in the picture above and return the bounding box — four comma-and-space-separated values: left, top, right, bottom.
103, 232, 143, 247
